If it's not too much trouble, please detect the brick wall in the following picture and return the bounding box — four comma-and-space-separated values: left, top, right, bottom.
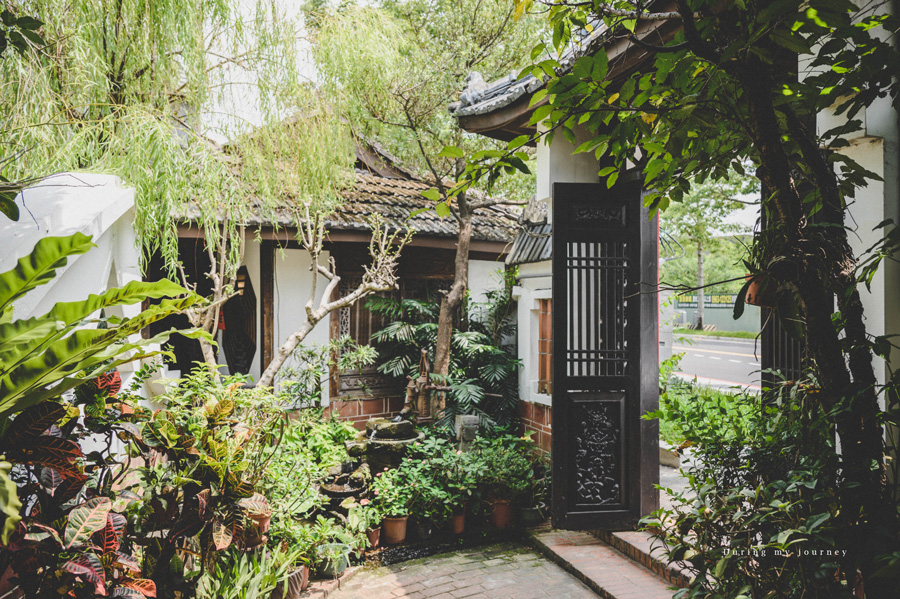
519, 400, 552, 453
323, 396, 406, 429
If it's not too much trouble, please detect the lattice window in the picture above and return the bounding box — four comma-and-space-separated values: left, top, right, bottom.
538, 299, 552, 394
565, 241, 628, 378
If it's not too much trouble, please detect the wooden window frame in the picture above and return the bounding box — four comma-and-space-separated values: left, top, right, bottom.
538, 298, 552, 395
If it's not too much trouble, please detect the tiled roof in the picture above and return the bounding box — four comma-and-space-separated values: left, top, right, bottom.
507, 222, 551, 265
330, 172, 519, 243
449, 26, 610, 119
177, 170, 520, 244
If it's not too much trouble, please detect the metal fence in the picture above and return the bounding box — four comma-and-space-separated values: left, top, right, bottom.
674, 294, 760, 332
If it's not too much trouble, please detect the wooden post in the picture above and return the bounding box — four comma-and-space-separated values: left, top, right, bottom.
260, 240, 276, 377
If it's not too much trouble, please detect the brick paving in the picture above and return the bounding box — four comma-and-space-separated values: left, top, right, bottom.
327, 543, 600, 599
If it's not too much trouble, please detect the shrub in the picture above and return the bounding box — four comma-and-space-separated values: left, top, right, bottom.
646, 377, 857, 598
371, 466, 413, 518
649, 377, 756, 447
120, 368, 286, 597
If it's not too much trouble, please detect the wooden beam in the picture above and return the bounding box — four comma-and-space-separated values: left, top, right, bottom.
260, 240, 276, 377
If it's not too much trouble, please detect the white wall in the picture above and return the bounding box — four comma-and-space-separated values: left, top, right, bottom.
536, 122, 601, 224
468, 259, 507, 305
512, 260, 553, 407
2, 173, 138, 320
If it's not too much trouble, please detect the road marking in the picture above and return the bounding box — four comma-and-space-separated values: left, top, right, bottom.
694, 354, 705, 358
673, 372, 761, 391
709, 356, 721, 360
674, 346, 759, 359
729, 359, 742, 363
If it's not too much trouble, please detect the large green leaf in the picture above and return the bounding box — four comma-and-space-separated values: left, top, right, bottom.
0, 278, 189, 363
0, 233, 94, 316
0, 303, 209, 415
65, 497, 111, 548
0, 457, 21, 544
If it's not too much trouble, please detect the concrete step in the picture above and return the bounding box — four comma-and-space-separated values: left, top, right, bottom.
592, 530, 691, 589
528, 528, 682, 599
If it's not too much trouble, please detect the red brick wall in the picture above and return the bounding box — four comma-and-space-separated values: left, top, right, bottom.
323, 396, 406, 429
519, 400, 552, 453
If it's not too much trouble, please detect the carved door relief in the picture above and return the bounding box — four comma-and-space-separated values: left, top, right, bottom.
551, 181, 659, 530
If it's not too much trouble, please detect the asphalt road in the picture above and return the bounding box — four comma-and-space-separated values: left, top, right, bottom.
671, 334, 761, 390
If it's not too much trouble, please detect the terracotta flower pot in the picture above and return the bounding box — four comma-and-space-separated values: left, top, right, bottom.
490, 499, 512, 529
366, 526, 381, 549
244, 511, 272, 547
451, 513, 466, 535
382, 515, 408, 545
744, 274, 775, 308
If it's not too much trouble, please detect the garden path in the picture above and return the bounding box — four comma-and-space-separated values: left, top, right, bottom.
328, 543, 600, 599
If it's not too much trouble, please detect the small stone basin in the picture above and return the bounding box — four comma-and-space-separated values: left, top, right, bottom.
366, 418, 416, 441
366, 431, 425, 471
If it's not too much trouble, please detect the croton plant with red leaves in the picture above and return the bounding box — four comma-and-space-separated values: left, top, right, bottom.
0, 395, 155, 598
0, 364, 163, 599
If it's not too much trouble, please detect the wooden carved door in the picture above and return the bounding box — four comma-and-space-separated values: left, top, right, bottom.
551, 180, 659, 530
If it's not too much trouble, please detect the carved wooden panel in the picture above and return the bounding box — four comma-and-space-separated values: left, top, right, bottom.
573, 396, 624, 506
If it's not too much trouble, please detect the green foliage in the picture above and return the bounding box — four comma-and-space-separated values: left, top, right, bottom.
115, 368, 286, 596
277, 336, 377, 409
0, 8, 43, 60
0, 456, 20, 544
197, 546, 300, 599
367, 275, 520, 428
0, 233, 204, 416
646, 378, 853, 598
371, 465, 414, 517
662, 236, 752, 295
648, 376, 757, 447
471, 434, 533, 500
310, 0, 542, 200
345, 498, 382, 534
0, 0, 355, 280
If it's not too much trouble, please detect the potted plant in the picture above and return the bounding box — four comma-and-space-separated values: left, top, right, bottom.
268, 521, 316, 598
445, 446, 483, 535
401, 458, 453, 540
476, 443, 531, 528
307, 515, 360, 578
371, 467, 412, 545
743, 273, 776, 307
519, 457, 550, 526
315, 542, 352, 578
347, 498, 383, 549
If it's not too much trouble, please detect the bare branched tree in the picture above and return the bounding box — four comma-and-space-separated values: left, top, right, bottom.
257, 205, 412, 387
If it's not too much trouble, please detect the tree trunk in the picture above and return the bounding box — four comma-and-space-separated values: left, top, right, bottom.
258, 321, 315, 387
431, 197, 474, 418
695, 240, 704, 329
738, 59, 893, 595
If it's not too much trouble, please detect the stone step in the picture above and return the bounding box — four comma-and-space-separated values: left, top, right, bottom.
528, 528, 682, 599
592, 530, 691, 589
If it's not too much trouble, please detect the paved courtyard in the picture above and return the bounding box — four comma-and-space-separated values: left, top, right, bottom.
330, 543, 600, 599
